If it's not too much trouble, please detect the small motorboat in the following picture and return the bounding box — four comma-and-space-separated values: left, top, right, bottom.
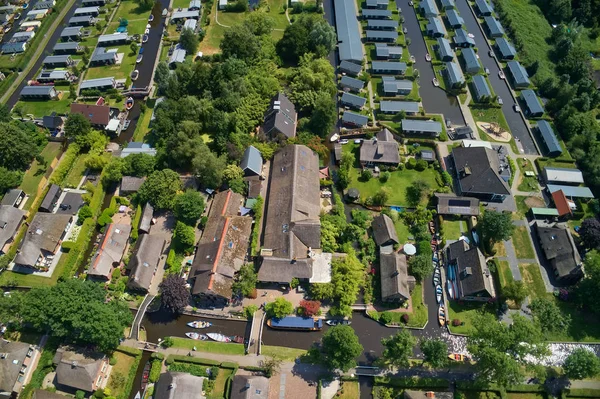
125, 97, 134, 110
472, 229, 479, 246
130, 70, 139, 81
432, 78, 439, 87
148, 14, 154, 22
146, 23, 151, 29
207, 333, 232, 343
145, 28, 150, 35
142, 34, 148, 43
410, 55, 415, 63
498, 70, 506, 79
436, 285, 443, 304
447, 280, 454, 299
230, 335, 244, 344
449, 353, 467, 362
403, 27, 407, 34
185, 332, 208, 340
141, 361, 150, 392
187, 320, 212, 329
425, 53, 431, 62
134, 392, 141, 399
330, 133, 340, 142
438, 304, 446, 326
326, 320, 338, 326
433, 268, 441, 280
136, 54, 143, 63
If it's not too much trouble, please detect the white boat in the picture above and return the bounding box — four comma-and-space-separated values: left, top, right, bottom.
187, 320, 212, 329
425, 53, 431, 62
142, 34, 148, 43
207, 333, 232, 343
134, 392, 141, 399
326, 320, 338, 326
403, 27, 407, 34
447, 280, 454, 299
130, 70, 139, 81
185, 332, 208, 340
330, 133, 340, 142
148, 14, 154, 22
410, 55, 415, 63
145, 28, 150, 35
136, 54, 143, 63
436, 285, 443, 303
432, 78, 439, 87
146, 23, 151, 29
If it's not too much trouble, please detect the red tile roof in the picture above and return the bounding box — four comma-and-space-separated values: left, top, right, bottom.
552, 189, 572, 216
70, 103, 110, 126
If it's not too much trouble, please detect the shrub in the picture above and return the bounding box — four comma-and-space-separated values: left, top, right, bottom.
415, 160, 428, 171
161, 337, 174, 348
109, 356, 117, 366
406, 158, 417, 169
402, 314, 409, 323
360, 169, 372, 181
149, 359, 162, 383
452, 319, 461, 326
379, 171, 391, 183
299, 300, 321, 317
151, 352, 165, 360
380, 312, 393, 324
61, 241, 75, 252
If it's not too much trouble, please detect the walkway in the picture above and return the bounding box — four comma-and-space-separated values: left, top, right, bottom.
130, 294, 155, 340
248, 309, 265, 355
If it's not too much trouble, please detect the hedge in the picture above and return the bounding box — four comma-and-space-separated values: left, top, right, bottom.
49, 144, 80, 186
374, 376, 449, 389
149, 359, 162, 383
166, 355, 221, 366
507, 384, 545, 393
131, 204, 142, 240
566, 388, 600, 398
151, 352, 165, 360
241, 365, 268, 373
116, 345, 142, 357
220, 361, 238, 369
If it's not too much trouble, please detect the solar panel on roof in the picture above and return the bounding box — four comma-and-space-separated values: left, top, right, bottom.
448, 199, 471, 207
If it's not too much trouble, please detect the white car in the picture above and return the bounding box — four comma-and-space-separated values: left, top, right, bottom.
498, 70, 506, 79
498, 97, 503, 105
340, 139, 349, 144
354, 139, 362, 144
514, 104, 521, 112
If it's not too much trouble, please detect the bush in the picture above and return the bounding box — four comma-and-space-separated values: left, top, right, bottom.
49, 144, 80, 185
109, 355, 117, 366
406, 158, 417, 169
151, 352, 165, 360
360, 169, 372, 181
149, 359, 162, 383
402, 314, 409, 323
415, 160, 428, 171
452, 319, 461, 326
61, 241, 75, 252
379, 171, 391, 183
77, 205, 93, 224
380, 312, 393, 324
161, 337, 175, 348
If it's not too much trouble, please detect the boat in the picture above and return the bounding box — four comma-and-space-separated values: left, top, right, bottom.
432, 78, 439, 87
436, 285, 443, 303
145, 28, 150, 35
326, 320, 338, 326
438, 304, 446, 326
185, 332, 208, 340
142, 34, 148, 43
472, 229, 479, 246
452, 280, 459, 300
447, 280, 454, 299
187, 320, 212, 329
403, 27, 407, 34
206, 333, 232, 342
148, 14, 154, 22
434, 268, 441, 279
267, 316, 323, 331
449, 353, 466, 362
425, 53, 431, 62
134, 392, 141, 399
230, 335, 244, 344
136, 54, 143, 63
130, 69, 139, 81
141, 360, 150, 392
125, 97, 134, 110
146, 23, 151, 29
410, 55, 415, 63
330, 133, 340, 142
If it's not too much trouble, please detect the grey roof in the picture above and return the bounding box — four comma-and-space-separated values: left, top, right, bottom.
2, 42, 27, 54
263, 93, 297, 139
171, 9, 199, 19
53, 347, 105, 392
53, 42, 81, 53
69, 16, 95, 26
475, 0, 493, 14
33, 391, 67, 399
452, 146, 511, 196
444, 61, 465, 86
366, 0, 388, 7
154, 372, 206, 399
90, 47, 117, 63
420, 149, 435, 161
12, 31, 35, 42
342, 111, 369, 126
461, 48, 480, 72
97, 32, 128, 44
169, 48, 186, 64
80, 77, 115, 90
507, 61, 530, 87
74, 6, 99, 14
446, 9, 464, 27
437, 37, 454, 60
544, 167, 584, 185
380, 253, 410, 301
495, 37, 516, 59
454, 29, 475, 46
335, 0, 364, 62
341, 92, 367, 108
371, 213, 398, 246
401, 119, 442, 134
420, 0, 439, 16
436, 194, 480, 216
472, 75, 492, 101
20, 85, 56, 96
128, 234, 166, 291
183, 18, 197, 30
1, 189, 24, 207
382, 77, 412, 94
0, 205, 25, 249
362, 8, 392, 18
375, 43, 403, 58
535, 223, 581, 280
537, 121, 562, 156
42, 114, 64, 129
88, 224, 132, 279
447, 240, 494, 298
231, 375, 269, 399
521, 89, 544, 115
0, 339, 33, 395
366, 30, 398, 41
427, 17, 446, 36
120, 176, 145, 193
189, 0, 202, 9
440, 0, 455, 9
360, 129, 400, 165
372, 61, 407, 73
43, 55, 72, 64
380, 101, 419, 113
60, 26, 81, 37
484, 16, 504, 37
241, 145, 263, 176
340, 60, 362, 75
547, 184, 594, 199
367, 19, 399, 29
40, 184, 61, 211
340, 75, 365, 91
14, 214, 72, 267
139, 202, 154, 233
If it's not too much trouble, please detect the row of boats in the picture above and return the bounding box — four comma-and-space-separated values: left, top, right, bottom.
184, 319, 243, 343
431, 234, 447, 327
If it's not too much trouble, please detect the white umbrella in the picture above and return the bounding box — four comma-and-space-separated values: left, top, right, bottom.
404, 243, 416, 255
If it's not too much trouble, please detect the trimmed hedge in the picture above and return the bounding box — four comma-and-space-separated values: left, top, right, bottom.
151, 352, 165, 360
166, 355, 221, 366
220, 361, 238, 369
241, 365, 268, 373
375, 376, 449, 389
116, 345, 142, 356
566, 388, 600, 398
50, 144, 80, 186
131, 204, 142, 240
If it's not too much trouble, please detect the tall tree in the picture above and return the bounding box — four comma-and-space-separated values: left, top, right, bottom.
480, 210, 514, 248
579, 218, 600, 250
159, 275, 190, 313
137, 169, 182, 210
0, 167, 23, 194
64, 113, 92, 147
574, 250, 600, 313
564, 348, 600, 380
381, 329, 417, 368
122, 153, 155, 177
174, 190, 205, 226
173, 221, 196, 254
307, 92, 336, 137
408, 254, 433, 281
420, 339, 448, 368
0, 122, 45, 171
232, 264, 258, 297
319, 325, 363, 372
221, 24, 261, 63
503, 280, 527, 305
179, 28, 199, 54
265, 297, 293, 319
529, 297, 571, 336
277, 14, 335, 63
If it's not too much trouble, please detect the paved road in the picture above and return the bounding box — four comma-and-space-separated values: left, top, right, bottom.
455, 0, 538, 155
0, 0, 42, 46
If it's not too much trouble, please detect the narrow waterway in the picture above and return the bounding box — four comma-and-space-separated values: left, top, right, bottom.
128, 350, 152, 399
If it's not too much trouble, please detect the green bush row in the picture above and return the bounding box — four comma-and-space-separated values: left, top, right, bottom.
166, 355, 221, 366
374, 376, 449, 388
49, 144, 80, 186
149, 359, 162, 383
131, 204, 142, 240
566, 388, 600, 398
115, 345, 142, 357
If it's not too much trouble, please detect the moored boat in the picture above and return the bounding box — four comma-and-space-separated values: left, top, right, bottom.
447, 280, 454, 299
142, 34, 148, 43
141, 360, 150, 392
230, 335, 244, 344
134, 392, 141, 399
206, 333, 231, 342
425, 53, 431, 62
326, 320, 338, 326
185, 332, 208, 340
438, 304, 446, 326
433, 78, 439, 87
448, 353, 467, 362
436, 285, 443, 303
187, 320, 212, 329
330, 133, 340, 142
148, 14, 154, 22
125, 97, 134, 110
267, 316, 323, 331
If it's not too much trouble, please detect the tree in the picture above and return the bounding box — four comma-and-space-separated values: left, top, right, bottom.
77, 205, 93, 224
174, 190, 205, 226
221, 24, 261, 62
64, 113, 92, 146
85, 154, 108, 171
299, 300, 321, 317
319, 325, 363, 372
191, 145, 227, 189
326, 251, 364, 316
529, 297, 571, 336
503, 280, 527, 305
579, 218, 600, 250
547, 0, 572, 23
420, 338, 448, 368
232, 264, 258, 297
574, 250, 600, 313
0, 104, 10, 122
130, 41, 138, 55
307, 92, 336, 137
159, 275, 190, 313
381, 329, 416, 368
173, 221, 196, 254
372, 188, 389, 206
122, 153, 155, 177
137, 169, 182, 210
480, 210, 514, 248
408, 254, 433, 281
154, 61, 171, 93
244, 13, 274, 36
288, 54, 337, 112
262, 356, 283, 377
0, 167, 23, 194
180, 28, 199, 54
265, 297, 293, 319
406, 180, 430, 207
277, 14, 336, 63
135, 0, 154, 10
564, 348, 600, 380
0, 122, 45, 171
101, 158, 125, 187
223, 164, 244, 181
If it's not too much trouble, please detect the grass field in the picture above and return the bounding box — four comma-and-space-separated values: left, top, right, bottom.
107, 350, 140, 399
20, 142, 63, 196
261, 345, 307, 361
511, 226, 536, 259
370, 283, 428, 328
337, 381, 360, 399
447, 301, 495, 335
517, 158, 538, 193
442, 219, 463, 240
394, 218, 411, 243
14, 97, 72, 118
518, 263, 547, 299
85, 43, 138, 80
132, 105, 153, 142
64, 153, 89, 188
169, 337, 245, 355
497, 260, 513, 290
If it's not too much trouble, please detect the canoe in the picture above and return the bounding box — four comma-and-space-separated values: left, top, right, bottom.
438, 304, 446, 326
447, 280, 454, 299
436, 285, 443, 303
185, 332, 208, 340
448, 353, 465, 362
230, 335, 244, 344
125, 97, 134, 110
134, 392, 141, 399
207, 333, 232, 343
187, 320, 212, 329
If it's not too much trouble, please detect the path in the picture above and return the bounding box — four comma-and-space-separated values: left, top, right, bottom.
129, 294, 155, 340
248, 309, 265, 355
497, 239, 522, 281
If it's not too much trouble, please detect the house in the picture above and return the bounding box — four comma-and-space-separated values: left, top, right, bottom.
258, 145, 323, 284
443, 62, 465, 88
371, 213, 398, 247
340, 60, 362, 76
404, 391, 454, 399
336, 0, 365, 61
520, 89, 544, 117
366, 0, 388, 9
218, 0, 227, 9
70, 103, 114, 128
451, 146, 511, 202
27, 9, 50, 19
495, 37, 516, 60
341, 92, 367, 109
366, 30, 398, 42
60, 26, 82, 41
446, 240, 495, 301
88, 223, 132, 280
90, 47, 117, 66
359, 128, 400, 167
12, 31, 35, 42
120, 142, 157, 158
43, 55, 74, 68
34, 0, 56, 8
426, 17, 446, 37
38, 69, 72, 83
168, 48, 186, 66
475, 0, 493, 15
74, 6, 100, 16
453, 29, 475, 47
231, 375, 269, 399
14, 213, 73, 268
69, 15, 95, 26
535, 223, 583, 285
20, 21, 42, 31
340, 75, 365, 92
0, 340, 37, 398
20, 85, 58, 100
380, 253, 414, 303
97, 32, 129, 46
401, 119, 442, 136
80, 77, 117, 92
547, 184, 594, 199
362, 8, 392, 19
436, 37, 454, 61
183, 18, 197, 32
154, 372, 205, 399
53, 347, 110, 393
81, 0, 106, 5
453, 126, 474, 140
552, 190, 573, 218
190, 190, 252, 303
40, 184, 61, 213
506, 60, 530, 88
1, 189, 25, 208
171, 9, 200, 21
543, 167, 584, 185
484, 16, 504, 38
53, 41, 82, 54
379, 101, 419, 114
446, 9, 464, 28
420, 0, 439, 17
461, 48, 481, 74
139, 203, 154, 233
372, 61, 407, 75
189, 0, 202, 10
375, 43, 403, 59
241, 146, 263, 177
1, 41, 27, 54
382, 76, 412, 95
342, 111, 369, 127
262, 93, 297, 140
440, 0, 455, 10
0, 205, 26, 254
471, 75, 492, 102
436, 194, 480, 216
536, 120, 562, 157
367, 19, 398, 30
127, 234, 166, 292
120, 176, 145, 195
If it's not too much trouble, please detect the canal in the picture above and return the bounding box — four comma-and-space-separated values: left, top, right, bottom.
454, 0, 538, 155
398, 0, 465, 126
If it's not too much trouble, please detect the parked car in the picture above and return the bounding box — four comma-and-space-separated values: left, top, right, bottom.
488, 50, 494, 57
498, 97, 503, 105
513, 104, 521, 112
498, 70, 505, 79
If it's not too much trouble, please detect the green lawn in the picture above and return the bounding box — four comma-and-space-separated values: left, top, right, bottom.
107, 18, 149, 36
447, 301, 495, 335
442, 219, 463, 240
20, 142, 63, 196
107, 349, 141, 399
511, 226, 536, 259
14, 97, 72, 119
169, 337, 245, 355
497, 260, 513, 290
261, 345, 307, 361
338, 381, 360, 399
84, 43, 138, 80
517, 158, 539, 193
132, 104, 154, 142
369, 283, 428, 328
517, 263, 547, 299
113, 0, 150, 20
64, 154, 89, 188
394, 218, 411, 243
